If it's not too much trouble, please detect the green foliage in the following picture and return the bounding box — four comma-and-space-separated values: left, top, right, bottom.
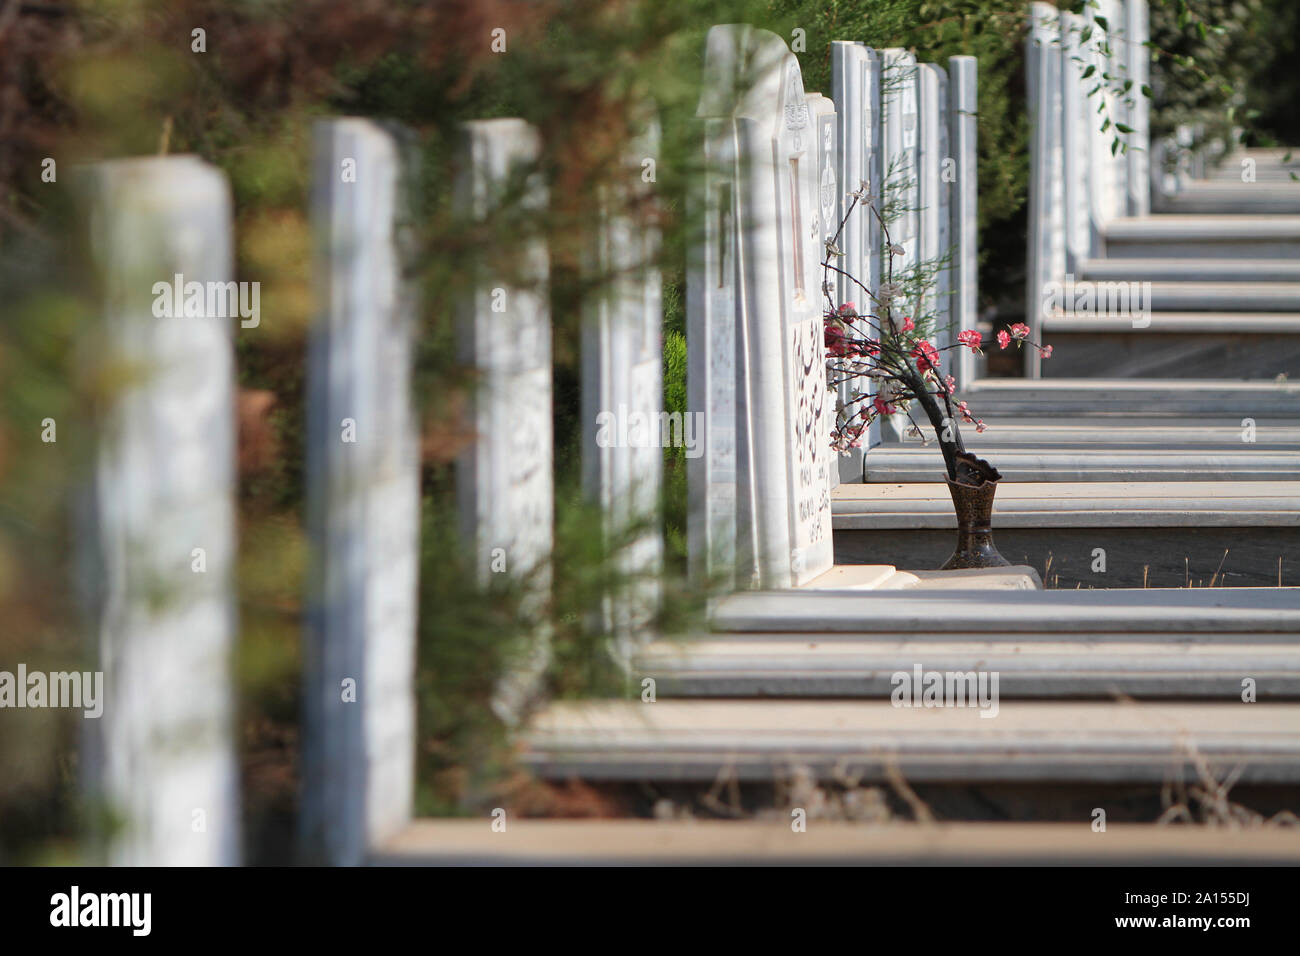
1147, 0, 1300, 150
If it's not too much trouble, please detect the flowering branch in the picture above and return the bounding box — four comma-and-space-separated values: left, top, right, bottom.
822, 182, 1054, 483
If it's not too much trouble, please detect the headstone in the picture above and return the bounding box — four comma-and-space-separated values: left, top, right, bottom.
1025, 3, 1063, 378
582, 123, 663, 659
881, 48, 921, 421
1099, 0, 1130, 215
807, 91, 840, 492
1060, 11, 1096, 273
1088, 2, 1126, 224
1124, 0, 1150, 216
882, 50, 920, 289
79, 156, 240, 866
918, 63, 952, 355
300, 119, 420, 867
830, 41, 884, 468
453, 119, 553, 712
736, 31, 834, 588
948, 55, 981, 389
691, 25, 834, 589
688, 30, 748, 588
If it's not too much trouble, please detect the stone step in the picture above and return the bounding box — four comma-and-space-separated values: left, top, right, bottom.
1079, 258, 1300, 283
830, 483, 1300, 588
1103, 215, 1300, 259
707, 587, 1300, 633
1042, 312, 1300, 332
923, 419, 1300, 444
1154, 183, 1300, 214
1202, 149, 1300, 183
637, 636, 1300, 698
520, 699, 1300, 784
800, 563, 1041, 591
374, 820, 1300, 865
1036, 318, 1300, 379
1048, 283, 1300, 313
959, 379, 1300, 417
862, 445, 1300, 481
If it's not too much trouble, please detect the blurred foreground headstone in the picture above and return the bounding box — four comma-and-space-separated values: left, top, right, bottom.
453, 119, 553, 723
80, 156, 240, 866
300, 119, 420, 866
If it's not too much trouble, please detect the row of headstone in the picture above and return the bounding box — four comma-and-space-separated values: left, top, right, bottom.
81, 114, 664, 864
1026, 0, 1149, 373
79, 21, 980, 862
684, 26, 982, 592
828, 43, 981, 457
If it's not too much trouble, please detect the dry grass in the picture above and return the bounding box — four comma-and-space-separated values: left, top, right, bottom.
1157, 739, 1300, 829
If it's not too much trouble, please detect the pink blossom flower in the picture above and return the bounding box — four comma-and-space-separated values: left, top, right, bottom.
1010, 323, 1030, 340
900, 316, 915, 332
825, 324, 851, 357
837, 302, 857, 316
975, 419, 988, 433
911, 339, 940, 373
943, 374, 956, 395
1041, 344, 1053, 359
996, 329, 1011, 350
872, 395, 896, 416
957, 329, 982, 352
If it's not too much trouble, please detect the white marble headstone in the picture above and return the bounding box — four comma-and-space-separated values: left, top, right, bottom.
301, 119, 420, 866
1060, 11, 1097, 274
807, 91, 839, 493
948, 55, 980, 389
1087, 2, 1126, 225
1026, 3, 1064, 377
453, 119, 553, 718
688, 30, 752, 589
1098, 0, 1130, 216
878, 49, 921, 427
735, 30, 834, 587
80, 156, 240, 866
1123, 0, 1150, 216
582, 123, 664, 658
919, 63, 953, 355
830, 41, 884, 472
882, 49, 920, 292
691, 25, 834, 589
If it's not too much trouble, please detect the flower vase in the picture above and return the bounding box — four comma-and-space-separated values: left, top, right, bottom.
940, 453, 1012, 570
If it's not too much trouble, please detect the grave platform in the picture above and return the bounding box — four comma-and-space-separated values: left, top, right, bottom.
831, 481, 1300, 588
374, 820, 1300, 865
957, 379, 1300, 417
1102, 214, 1300, 259
518, 699, 1300, 784
637, 633, 1300, 698
640, 584, 1300, 698
1037, 314, 1300, 379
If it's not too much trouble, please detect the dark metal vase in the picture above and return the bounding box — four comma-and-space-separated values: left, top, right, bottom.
941, 476, 1012, 570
